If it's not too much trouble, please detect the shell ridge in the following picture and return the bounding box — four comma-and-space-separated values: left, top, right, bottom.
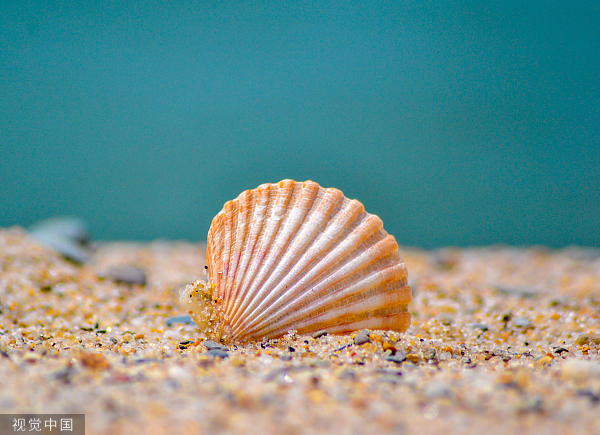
229, 196, 368, 336
260, 303, 411, 339
274, 296, 411, 337
225, 183, 275, 321
230, 211, 384, 336
210, 207, 230, 297
250, 194, 360, 303
228, 181, 321, 331
221, 195, 241, 307
223, 187, 263, 318
221, 190, 252, 312
248, 262, 409, 338
229, 186, 342, 333
242, 235, 403, 337
227, 180, 295, 326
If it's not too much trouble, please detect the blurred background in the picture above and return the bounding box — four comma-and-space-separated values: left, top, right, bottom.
1, 0, 598, 248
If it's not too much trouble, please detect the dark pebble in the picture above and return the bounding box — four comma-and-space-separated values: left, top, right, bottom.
423, 348, 436, 361
206, 349, 229, 359
180, 340, 195, 345
312, 330, 329, 339
280, 355, 292, 361
576, 390, 600, 404
203, 340, 228, 351
53, 366, 75, 384
354, 332, 370, 345
288, 346, 296, 352
385, 350, 407, 364
471, 323, 489, 332
165, 315, 194, 327
553, 347, 569, 354
102, 265, 147, 286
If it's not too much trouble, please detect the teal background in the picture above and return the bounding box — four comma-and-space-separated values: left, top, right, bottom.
1, 1, 599, 248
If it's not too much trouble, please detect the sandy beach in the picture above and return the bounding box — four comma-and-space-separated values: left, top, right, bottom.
0, 226, 599, 434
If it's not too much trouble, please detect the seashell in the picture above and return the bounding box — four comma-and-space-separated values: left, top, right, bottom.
181, 180, 412, 342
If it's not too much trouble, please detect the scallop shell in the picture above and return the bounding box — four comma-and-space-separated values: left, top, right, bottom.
181, 179, 411, 342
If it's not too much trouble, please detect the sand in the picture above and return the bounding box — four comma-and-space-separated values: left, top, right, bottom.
0, 226, 599, 434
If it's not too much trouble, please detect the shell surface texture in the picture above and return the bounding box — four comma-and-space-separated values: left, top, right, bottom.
181, 180, 412, 343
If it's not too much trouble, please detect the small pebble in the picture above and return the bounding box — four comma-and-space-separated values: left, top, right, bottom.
575, 390, 600, 404
165, 315, 195, 327
574, 333, 600, 346
369, 333, 384, 344
423, 348, 436, 361
101, 265, 147, 286
206, 349, 229, 359
406, 354, 421, 364
204, 340, 228, 351
471, 323, 489, 332
79, 352, 111, 371
179, 340, 194, 349
354, 332, 370, 345
385, 350, 407, 364
29, 217, 92, 263
382, 342, 397, 355
312, 330, 329, 339
514, 318, 531, 328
